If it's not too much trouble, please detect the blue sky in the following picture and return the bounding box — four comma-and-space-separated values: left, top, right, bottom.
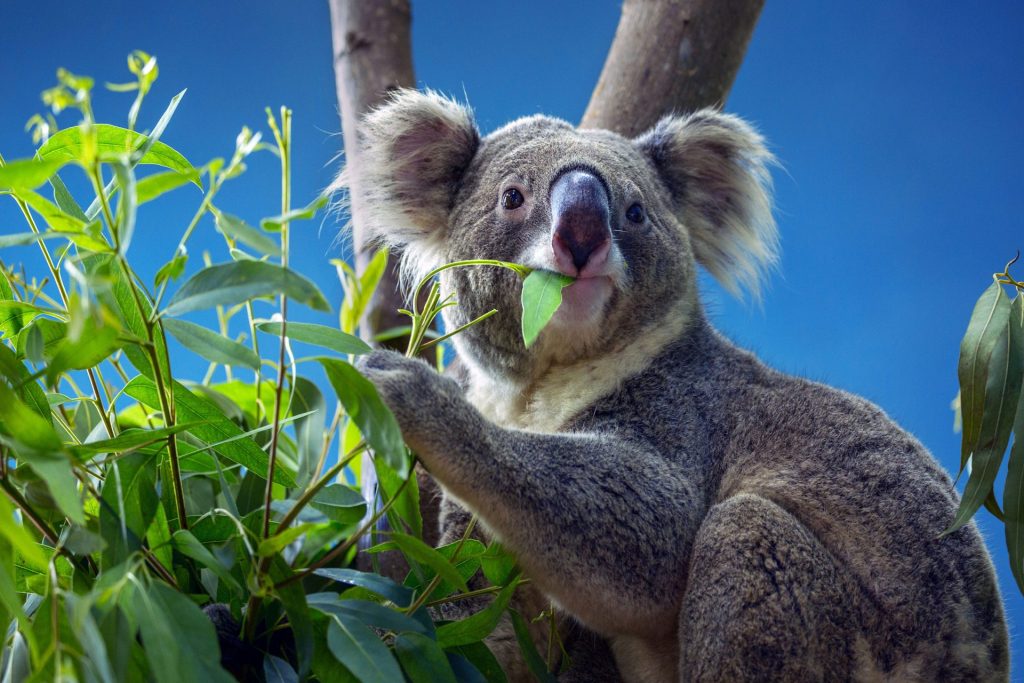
2, 0, 1023, 667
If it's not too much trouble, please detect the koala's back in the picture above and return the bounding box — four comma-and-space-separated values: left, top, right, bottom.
567, 320, 1008, 680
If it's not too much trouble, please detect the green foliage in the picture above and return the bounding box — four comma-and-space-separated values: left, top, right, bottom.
0, 56, 567, 681
951, 255, 1024, 594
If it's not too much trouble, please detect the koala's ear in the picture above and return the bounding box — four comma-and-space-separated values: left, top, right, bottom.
351, 88, 480, 252
635, 109, 778, 298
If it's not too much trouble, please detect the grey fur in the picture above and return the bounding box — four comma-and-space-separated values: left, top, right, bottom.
348, 90, 1007, 682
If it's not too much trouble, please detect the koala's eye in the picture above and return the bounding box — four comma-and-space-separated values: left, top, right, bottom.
626, 203, 646, 224
501, 188, 525, 210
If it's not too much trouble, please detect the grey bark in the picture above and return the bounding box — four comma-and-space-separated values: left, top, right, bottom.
582, 0, 765, 137
328, 0, 416, 340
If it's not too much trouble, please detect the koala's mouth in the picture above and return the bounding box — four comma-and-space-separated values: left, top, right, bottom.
555, 275, 614, 325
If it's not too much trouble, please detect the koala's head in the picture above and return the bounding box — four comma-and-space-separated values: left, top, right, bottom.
350, 89, 776, 381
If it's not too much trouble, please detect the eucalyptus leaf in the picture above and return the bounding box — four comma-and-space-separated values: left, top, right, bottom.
946, 290, 1023, 535
260, 194, 328, 232
0, 158, 69, 190
258, 321, 370, 355
163, 261, 330, 316
163, 318, 260, 370
214, 210, 279, 255
958, 279, 1012, 469
312, 568, 414, 607
520, 269, 573, 348
326, 611, 404, 683
509, 609, 558, 683
310, 484, 366, 525
318, 357, 407, 475
388, 532, 469, 593
436, 578, 519, 648
395, 631, 459, 683
137, 170, 192, 205
38, 123, 201, 187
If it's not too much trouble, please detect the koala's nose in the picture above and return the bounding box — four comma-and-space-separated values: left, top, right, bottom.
550, 169, 611, 276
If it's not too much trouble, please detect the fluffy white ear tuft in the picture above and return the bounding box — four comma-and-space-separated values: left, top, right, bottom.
636, 109, 778, 299
334, 89, 480, 280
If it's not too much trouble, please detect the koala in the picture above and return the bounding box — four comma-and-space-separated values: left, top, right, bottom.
347, 89, 1008, 682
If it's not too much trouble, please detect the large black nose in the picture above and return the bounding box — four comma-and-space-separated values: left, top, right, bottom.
549, 169, 611, 274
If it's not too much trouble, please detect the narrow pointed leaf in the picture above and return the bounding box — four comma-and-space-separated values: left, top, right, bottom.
946, 293, 1022, 534
214, 210, 279, 255
123, 376, 296, 487
310, 484, 366, 524
137, 170, 192, 205
112, 161, 137, 254
312, 568, 414, 607
317, 358, 406, 474
260, 194, 328, 232
308, 595, 430, 635
172, 529, 242, 592
520, 270, 573, 348
258, 321, 371, 355
388, 531, 469, 592
0, 158, 70, 190
38, 123, 200, 187
163, 261, 330, 316
395, 632, 459, 683
326, 612, 404, 683
436, 578, 519, 648
509, 609, 558, 683
163, 318, 260, 370
1003, 295, 1024, 592
958, 280, 1012, 468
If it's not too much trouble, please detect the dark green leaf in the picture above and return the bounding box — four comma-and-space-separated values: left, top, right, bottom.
326, 611, 404, 683
1003, 294, 1024, 592
509, 609, 558, 683
311, 484, 366, 525
163, 318, 260, 370
263, 655, 298, 683
123, 376, 296, 487
172, 529, 242, 592
308, 595, 430, 635
258, 321, 371, 355
214, 210, 279, 255
30, 456, 85, 524
946, 290, 1023, 534
436, 577, 519, 648
268, 556, 314, 678
318, 357, 407, 475
520, 270, 573, 348
38, 123, 201, 187
313, 568, 414, 607
0, 158, 69, 190
163, 261, 331, 316
293, 377, 327, 488
72, 423, 202, 455
450, 642, 509, 683
395, 632, 459, 683
388, 532, 469, 593
131, 582, 234, 683
100, 451, 158, 566
959, 280, 1012, 468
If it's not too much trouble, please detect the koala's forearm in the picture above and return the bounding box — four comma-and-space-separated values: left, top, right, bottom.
420, 422, 700, 638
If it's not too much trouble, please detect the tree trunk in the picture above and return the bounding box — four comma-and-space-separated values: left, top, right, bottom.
328, 0, 416, 340
582, 0, 765, 137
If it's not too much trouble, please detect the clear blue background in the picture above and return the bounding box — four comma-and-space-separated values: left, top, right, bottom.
2, 0, 1022, 671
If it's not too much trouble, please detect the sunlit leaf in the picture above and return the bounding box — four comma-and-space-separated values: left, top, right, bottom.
436, 577, 519, 648
38, 123, 201, 187
137, 170, 192, 204
112, 160, 137, 254
520, 269, 573, 348
123, 376, 296, 487
0, 158, 70, 190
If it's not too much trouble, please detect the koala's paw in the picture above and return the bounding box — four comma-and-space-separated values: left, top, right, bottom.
356, 350, 472, 452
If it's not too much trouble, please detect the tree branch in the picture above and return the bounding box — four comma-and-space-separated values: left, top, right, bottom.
582, 0, 765, 137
